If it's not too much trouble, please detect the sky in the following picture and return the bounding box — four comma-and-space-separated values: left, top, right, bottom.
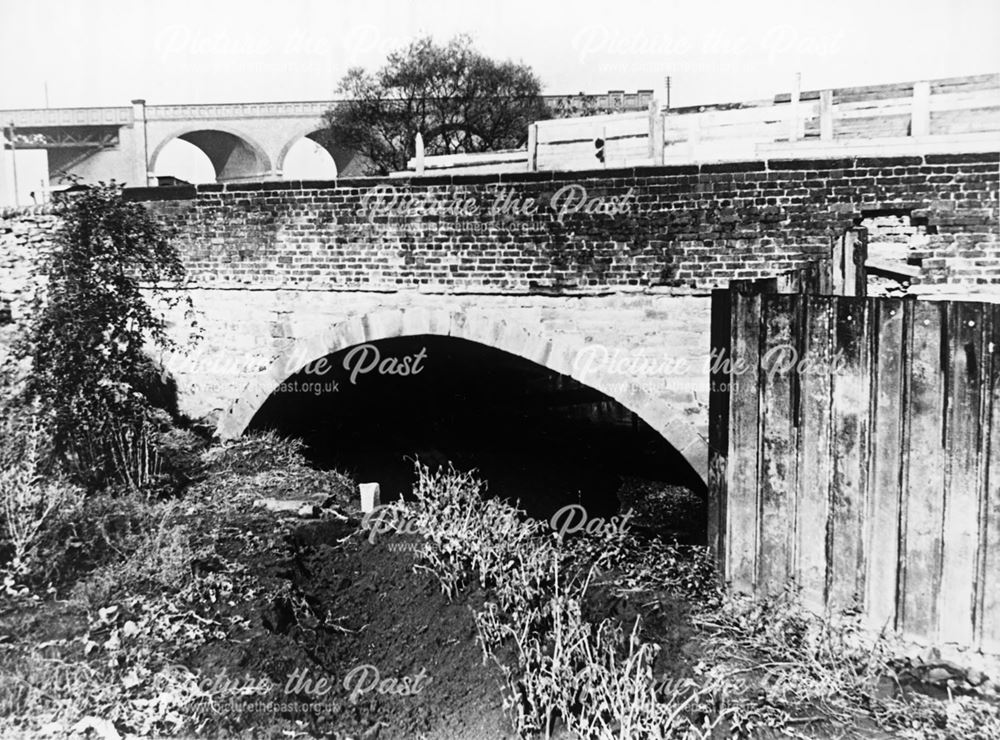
1, 0, 999, 111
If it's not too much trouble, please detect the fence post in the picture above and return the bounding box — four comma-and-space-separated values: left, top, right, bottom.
527, 123, 538, 172
818, 258, 833, 295
981, 304, 1000, 654
648, 99, 664, 165
687, 115, 701, 159
414, 132, 425, 175
788, 72, 802, 142
820, 89, 834, 141
803, 261, 823, 294
832, 233, 846, 295
851, 227, 868, 297
724, 276, 783, 593
911, 80, 931, 137
832, 228, 868, 297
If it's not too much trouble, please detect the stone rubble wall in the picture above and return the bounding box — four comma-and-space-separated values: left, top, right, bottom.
0, 206, 57, 328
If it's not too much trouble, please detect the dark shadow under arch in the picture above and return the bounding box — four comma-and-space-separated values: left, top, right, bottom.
247, 334, 706, 537
278, 128, 368, 177
216, 308, 708, 484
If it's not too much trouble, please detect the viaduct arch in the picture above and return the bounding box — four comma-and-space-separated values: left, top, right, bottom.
149, 126, 273, 182
275, 128, 354, 177
149, 126, 352, 183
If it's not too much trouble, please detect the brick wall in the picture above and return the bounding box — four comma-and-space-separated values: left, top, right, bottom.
128, 151, 1000, 295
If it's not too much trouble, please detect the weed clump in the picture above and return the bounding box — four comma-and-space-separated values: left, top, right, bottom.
399, 463, 724, 738
402, 462, 1000, 740
0, 431, 356, 738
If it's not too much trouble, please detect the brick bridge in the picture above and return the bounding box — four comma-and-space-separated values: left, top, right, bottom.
108, 149, 998, 485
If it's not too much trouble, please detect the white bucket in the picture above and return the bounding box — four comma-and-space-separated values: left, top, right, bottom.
359, 482, 381, 513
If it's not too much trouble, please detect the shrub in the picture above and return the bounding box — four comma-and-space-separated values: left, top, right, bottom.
15, 183, 192, 490
401, 462, 552, 608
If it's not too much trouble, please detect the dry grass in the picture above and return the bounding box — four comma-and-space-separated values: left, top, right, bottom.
402, 463, 726, 738
192, 430, 356, 512
0, 411, 82, 582
404, 463, 1000, 740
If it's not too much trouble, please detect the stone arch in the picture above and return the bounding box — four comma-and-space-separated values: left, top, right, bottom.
215, 307, 708, 484
276, 127, 360, 178
149, 126, 272, 182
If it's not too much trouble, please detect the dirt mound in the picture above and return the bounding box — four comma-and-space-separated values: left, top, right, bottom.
188, 516, 513, 739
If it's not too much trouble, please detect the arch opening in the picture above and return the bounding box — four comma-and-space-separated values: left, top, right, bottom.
246, 334, 706, 540
151, 129, 271, 183
281, 134, 338, 180
152, 137, 216, 184
278, 129, 366, 178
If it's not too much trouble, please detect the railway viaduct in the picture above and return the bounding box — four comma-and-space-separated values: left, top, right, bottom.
0, 91, 653, 192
